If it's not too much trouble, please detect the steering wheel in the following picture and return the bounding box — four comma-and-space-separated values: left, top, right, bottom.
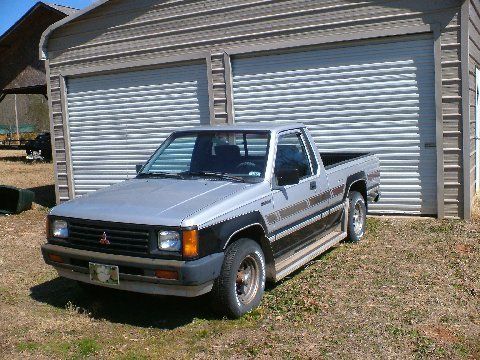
236, 161, 256, 169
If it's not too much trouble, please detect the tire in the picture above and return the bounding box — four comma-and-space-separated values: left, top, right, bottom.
210, 238, 266, 318
346, 191, 367, 243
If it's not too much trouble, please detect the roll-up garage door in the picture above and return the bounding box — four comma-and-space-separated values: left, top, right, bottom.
66, 63, 209, 196
232, 37, 437, 215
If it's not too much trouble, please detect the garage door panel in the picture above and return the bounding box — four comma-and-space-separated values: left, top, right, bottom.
233, 37, 437, 215
67, 63, 209, 196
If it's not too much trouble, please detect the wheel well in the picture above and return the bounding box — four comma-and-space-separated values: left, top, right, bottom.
348, 180, 367, 207
226, 224, 275, 281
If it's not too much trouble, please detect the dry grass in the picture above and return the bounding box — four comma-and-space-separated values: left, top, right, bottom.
0, 150, 479, 359
0, 150, 55, 208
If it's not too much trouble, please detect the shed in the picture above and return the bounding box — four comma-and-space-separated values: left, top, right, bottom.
40, 0, 480, 219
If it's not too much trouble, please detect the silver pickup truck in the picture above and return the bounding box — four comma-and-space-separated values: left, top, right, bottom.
42, 123, 380, 318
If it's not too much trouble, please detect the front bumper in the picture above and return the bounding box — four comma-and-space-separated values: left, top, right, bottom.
41, 244, 224, 297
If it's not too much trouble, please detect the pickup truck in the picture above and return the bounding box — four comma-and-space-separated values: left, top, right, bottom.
42, 123, 380, 318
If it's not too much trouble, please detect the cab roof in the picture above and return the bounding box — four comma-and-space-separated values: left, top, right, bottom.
173, 122, 305, 134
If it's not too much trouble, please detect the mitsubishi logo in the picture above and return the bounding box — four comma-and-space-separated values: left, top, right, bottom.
99, 232, 110, 245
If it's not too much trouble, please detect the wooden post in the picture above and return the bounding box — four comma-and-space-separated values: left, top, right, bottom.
14, 94, 19, 141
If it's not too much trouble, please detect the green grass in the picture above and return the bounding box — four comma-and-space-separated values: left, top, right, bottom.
76, 338, 100, 358
16, 341, 39, 352
116, 351, 148, 360
19, 338, 101, 359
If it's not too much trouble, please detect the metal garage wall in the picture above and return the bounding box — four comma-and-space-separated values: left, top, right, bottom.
232, 37, 437, 215
66, 63, 209, 196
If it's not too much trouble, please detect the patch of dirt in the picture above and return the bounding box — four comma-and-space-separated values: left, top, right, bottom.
420, 325, 458, 344
455, 243, 475, 254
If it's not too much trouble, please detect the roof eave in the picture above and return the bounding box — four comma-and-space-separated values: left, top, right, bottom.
39, 0, 110, 60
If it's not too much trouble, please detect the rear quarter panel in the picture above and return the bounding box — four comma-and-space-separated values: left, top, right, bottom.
325, 154, 380, 205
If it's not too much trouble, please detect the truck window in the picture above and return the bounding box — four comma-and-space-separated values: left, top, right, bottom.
301, 128, 319, 174
275, 132, 312, 180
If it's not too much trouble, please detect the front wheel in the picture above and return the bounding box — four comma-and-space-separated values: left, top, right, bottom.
346, 191, 367, 242
210, 238, 266, 318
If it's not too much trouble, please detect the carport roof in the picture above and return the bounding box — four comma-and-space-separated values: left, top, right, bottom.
0, 2, 76, 95
0, 2, 75, 45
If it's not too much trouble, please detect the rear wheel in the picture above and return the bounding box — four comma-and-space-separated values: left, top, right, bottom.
346, 191, 366, 242
211, 238, 266, 318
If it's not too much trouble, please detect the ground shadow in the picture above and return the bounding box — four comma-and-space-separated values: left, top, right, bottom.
0, 155, 29, 163
28, 185, 55, 208
267, 246, 337, 290
31, 246, 341, 328
0, 153, 52, 164
30, 277, 217, 329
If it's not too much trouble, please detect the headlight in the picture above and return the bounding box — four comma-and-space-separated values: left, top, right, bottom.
158, 230, 181, 251
52, 219, 69, 238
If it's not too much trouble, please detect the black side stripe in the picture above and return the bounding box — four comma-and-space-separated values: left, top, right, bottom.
268, 201, 345, 238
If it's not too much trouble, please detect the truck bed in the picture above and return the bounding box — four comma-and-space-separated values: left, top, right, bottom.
320, 152, 371, 170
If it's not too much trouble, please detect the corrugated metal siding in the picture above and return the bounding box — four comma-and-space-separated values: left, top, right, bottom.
232, 37, 437, 215
469, 0, 480, 199
45, 0, 464, 216
66, 63, 209, 196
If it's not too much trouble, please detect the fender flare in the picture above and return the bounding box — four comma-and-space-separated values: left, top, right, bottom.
343, 171, 367, 201
200, 212, 275, 279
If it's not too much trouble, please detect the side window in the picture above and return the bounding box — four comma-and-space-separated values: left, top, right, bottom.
301, 129, 319, 174
275, 132, 312, 180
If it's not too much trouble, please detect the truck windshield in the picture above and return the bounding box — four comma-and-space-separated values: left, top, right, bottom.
140, 131, 270, 182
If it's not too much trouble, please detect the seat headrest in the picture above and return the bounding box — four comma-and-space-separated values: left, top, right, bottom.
215, 144, 241, 159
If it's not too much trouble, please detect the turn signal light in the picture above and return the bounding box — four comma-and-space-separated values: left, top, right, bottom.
182, 230, 199, 258
154, 270, 179, 280
48, 254, 64, 263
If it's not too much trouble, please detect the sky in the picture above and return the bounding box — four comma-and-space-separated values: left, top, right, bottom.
0, 0, 97, 36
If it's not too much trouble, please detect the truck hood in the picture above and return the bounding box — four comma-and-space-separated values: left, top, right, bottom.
49, 178, 250, 226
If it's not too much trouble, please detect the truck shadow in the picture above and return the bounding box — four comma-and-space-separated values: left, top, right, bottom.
30, 247, 340, 328
30, 277, 216, 329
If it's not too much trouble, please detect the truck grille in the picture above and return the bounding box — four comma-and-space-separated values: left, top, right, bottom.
67, 219, 150, 256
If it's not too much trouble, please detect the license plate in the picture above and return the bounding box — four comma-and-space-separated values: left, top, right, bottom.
89, 262, 119, 285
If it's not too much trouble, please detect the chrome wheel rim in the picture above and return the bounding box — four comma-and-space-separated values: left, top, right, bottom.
236, 255, 259, 305
353, 201, 364, 236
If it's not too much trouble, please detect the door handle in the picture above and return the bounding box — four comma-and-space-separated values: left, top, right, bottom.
310, 181, 317, 190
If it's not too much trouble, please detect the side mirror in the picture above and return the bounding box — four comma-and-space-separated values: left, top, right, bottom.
136, 164, 144, 174
275, 168, 300, 187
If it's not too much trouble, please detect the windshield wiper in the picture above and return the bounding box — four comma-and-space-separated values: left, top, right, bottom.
184, 171, 245, 183
138, 172, 185, 179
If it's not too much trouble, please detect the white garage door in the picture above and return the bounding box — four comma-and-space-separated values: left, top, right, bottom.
232, 37, 437, 215
66, 63, 210, 196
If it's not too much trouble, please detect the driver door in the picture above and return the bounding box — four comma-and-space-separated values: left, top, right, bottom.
269, 130, 322, 258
